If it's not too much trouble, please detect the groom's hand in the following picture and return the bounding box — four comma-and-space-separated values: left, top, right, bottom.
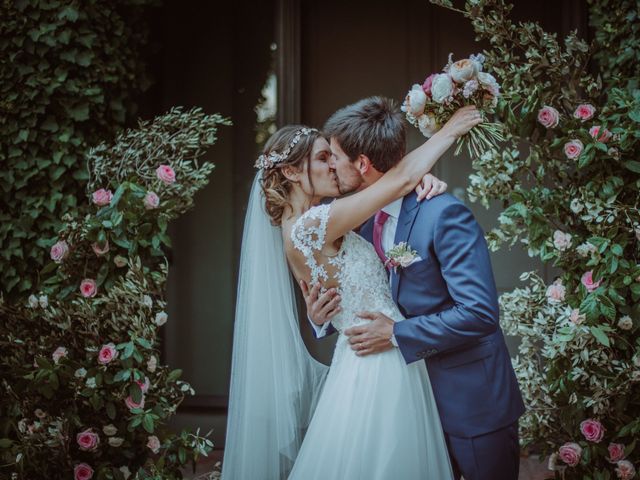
346, 311, 395, 356
300, 280, 342, 326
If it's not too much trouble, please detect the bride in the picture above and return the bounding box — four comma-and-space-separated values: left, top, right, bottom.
222, 105, 481, 479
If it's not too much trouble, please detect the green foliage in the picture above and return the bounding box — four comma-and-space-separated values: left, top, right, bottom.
0, 0, 156, 298
0, 107, 230, 478
431, 0, 640, 476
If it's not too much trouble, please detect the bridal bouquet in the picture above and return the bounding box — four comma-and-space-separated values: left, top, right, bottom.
401, 53, 504, 157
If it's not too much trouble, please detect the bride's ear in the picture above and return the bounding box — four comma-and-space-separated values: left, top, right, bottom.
281, 164, 301, 183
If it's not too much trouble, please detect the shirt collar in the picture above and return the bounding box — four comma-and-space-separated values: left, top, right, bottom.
381, 197, 403, 219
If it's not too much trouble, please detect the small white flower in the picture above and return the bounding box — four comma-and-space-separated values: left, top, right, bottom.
74, 367, 87, 378
618, 315, 633, 331
576, 242, 597, 258
119, 466, 131, 479
553, 231, 572, 251
146, 435, 161, 454
154, 311, 168, 326
548, 452, 558, 471
85, 377, 96, 389
417, 114, 438, 138
142, 295, 153, 308
28, 295, 38, 308
147, 355, 157, 373
570, 198, 584, 214
109, 437, 124, 447
52, 346, 68, 364
103, 424, 118, 436
38, 295, 48, 308
631, 370, 640, 382
462, 79, 479, 98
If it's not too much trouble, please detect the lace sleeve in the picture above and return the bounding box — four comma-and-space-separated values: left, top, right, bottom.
290, 203, 332, 285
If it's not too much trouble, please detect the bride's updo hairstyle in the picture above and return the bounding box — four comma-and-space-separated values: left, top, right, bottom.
256, 125, 322, 225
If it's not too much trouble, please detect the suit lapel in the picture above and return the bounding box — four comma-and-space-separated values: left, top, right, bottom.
391, 194, 421, 303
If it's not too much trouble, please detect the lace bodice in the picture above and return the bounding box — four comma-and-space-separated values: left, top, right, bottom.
291, 203, 405, 335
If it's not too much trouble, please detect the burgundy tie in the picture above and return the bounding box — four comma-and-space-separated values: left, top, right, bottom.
373, 210, 390, 266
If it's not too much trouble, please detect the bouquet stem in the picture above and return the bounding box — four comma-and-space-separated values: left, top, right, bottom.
454, 122, 505, 157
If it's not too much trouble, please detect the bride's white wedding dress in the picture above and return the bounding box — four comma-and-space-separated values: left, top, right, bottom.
287, 203, 453, 480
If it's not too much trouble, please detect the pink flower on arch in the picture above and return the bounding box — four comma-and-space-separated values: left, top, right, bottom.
125, 395, 145, 411
616, 460, 636, 480
91, 240, 109, 256
580, 418, 605, 443
74, 463, 94, 480
589, 125, 612, 143
144, 191, 160, 209
608, 443, 626, 463
76, 428, 100, 451
537, 105, 560, 128
92, 189, 113, 207
581, 271, 602, 293
98, 343, 118, 365
558, 442, 582, 467
564, 140, 584, 159
156, 165, 176, 185
574, 104, 596, 121
50, 240, 69, 263
80, 279, 97, 298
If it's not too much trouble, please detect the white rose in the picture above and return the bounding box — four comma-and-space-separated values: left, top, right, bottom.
85, 377, 96, 389
103, 424, 118, 436
449, 59, 478, 83
28, 295, 38, 308
576, 242, 596, 258
38, 295, 48, 308
431, 74, 454, 103
553, 231, 572, 251
142, 295, 153, 308
404, 84, 427, 116
618, 315, 633, 330
154, 311, 168, 326
109, 437, 124, 447
74, 367, 87, 378
417, 114, 438, 138
570, 198, 584, 214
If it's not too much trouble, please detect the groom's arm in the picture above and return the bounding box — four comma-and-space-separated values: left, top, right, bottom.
394, 202, 500, 364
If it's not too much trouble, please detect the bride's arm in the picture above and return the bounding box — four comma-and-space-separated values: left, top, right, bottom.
323, 105, 481, 244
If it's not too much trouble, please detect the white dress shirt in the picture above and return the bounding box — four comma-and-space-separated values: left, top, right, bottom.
310, 198, 403, 340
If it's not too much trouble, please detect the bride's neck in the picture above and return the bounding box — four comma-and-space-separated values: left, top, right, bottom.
283, 184, 322, 221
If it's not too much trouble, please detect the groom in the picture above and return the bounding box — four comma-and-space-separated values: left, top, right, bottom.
303, 96, 525, 480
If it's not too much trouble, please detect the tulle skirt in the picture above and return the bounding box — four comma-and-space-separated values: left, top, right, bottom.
288, 335, 453, 480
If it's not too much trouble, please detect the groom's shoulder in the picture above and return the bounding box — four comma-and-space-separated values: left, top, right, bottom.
417, 192, 467, 213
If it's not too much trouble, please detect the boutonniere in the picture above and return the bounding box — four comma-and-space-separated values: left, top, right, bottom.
385, 242, 422, 272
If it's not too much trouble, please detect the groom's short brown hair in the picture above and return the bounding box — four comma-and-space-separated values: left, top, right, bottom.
323, 96, 406, 173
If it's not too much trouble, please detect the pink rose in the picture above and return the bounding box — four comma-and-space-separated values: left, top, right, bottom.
92, 189, 113, 207
52, 346, 68, 364
91, 240, 109, 256
156, 165, 176, 184
574, 104, 596, 121
589, 125, 612, 143
537, 106, 560, 128
50, 240, 69, 263
98, 343, 118, 365
125, 395, 145, 411
76, 428, 100, 451
580, 418, 605, 443
546, 281, 566, 303
616, 460, 636, 480
74, 463, 94, 480
581, 271, 602, 293
609, 443, 626, 463
144, 191, 160, 210
570, 309, 585, 325
564, 140, 584, 159
422, 73, 437, 95
559, 442, 582, 467
136, 376, 151, 394
146, 435, 161, 454
80, 279, 97, 298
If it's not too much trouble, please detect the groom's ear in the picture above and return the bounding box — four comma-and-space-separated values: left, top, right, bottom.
355, 154, 373, 175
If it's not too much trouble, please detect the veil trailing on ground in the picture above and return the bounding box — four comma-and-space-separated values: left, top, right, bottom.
222, 172, 329, 480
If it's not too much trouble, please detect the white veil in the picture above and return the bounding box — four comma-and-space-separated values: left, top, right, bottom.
222, 172, 329, 480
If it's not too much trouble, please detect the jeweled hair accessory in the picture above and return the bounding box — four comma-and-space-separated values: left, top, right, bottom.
255, 127, 318, 169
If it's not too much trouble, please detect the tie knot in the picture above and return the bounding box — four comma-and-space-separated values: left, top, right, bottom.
374, 210, 390, 226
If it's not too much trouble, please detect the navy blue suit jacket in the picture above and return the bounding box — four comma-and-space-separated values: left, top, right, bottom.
357, 192, 524, 438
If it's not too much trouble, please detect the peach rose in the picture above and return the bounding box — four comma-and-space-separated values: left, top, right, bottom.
581, 271, 602, 293
616, 460, 636, 480
146, 435, 161, 454
80, 279, 97, 298
580, 418, 605, 443
125, 395, 145, 411
564, 140, 584, 159
76, 428, 100, 451
573, 104, 596, 121
589, 125, 612, 143
608, 443, 626, 463
74, 463, 94, 480
558, 442, 582, 467
449, 58, 478, 83
91, 240, 109, 256
50, 240, 69, 263
156, 165, 176, 184
144, 191, 160, 209
537, 106, 560, 128
92, 189, 113, 207
98, 343, 118, 365
546, 281, 566, 303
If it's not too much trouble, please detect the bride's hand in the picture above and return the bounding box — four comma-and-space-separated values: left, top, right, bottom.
415, 173, 448, 202
439, 105, 483, 139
